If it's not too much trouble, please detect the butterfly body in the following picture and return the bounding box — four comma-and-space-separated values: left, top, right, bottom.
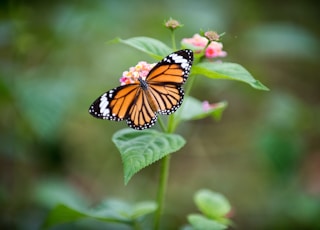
89, 49, 193, 130
138, 77, 149, 90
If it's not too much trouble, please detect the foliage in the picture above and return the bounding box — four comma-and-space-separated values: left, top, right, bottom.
42, 21, 267, 229
112, 129, 186, 185
185, 189, 232, 230
2, 1, 319, 230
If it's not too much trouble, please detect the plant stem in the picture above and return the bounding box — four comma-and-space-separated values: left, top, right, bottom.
154, 154, 171, 230
153, 27, 178, 230
185, 72, 196, 97
171, 30, 176, 51
157, 116, 166, 132
167, 114, 175, 133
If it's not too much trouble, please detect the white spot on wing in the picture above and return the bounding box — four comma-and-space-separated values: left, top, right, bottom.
99, 98, 109, 110
170, 54, 190, 69
102, 108, 110, 116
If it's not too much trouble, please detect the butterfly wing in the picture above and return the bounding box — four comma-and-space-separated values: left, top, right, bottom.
89, 83, 139, 121
145, 49, 193, 114
89, 83, 159, 130
125, 87, 158, 129
89, 49, 193, 130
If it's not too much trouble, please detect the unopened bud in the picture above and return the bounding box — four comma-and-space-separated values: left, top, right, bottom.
204, 31, 220, 41
164, 18, 183, 31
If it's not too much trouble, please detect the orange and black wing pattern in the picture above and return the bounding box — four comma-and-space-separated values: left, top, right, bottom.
89, 49, 193, 130
146, 49, 193, 115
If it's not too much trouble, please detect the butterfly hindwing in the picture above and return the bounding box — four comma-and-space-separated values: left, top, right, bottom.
126, 89, 158, 129
147, 84, 184, 115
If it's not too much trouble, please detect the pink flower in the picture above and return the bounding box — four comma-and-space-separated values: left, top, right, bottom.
181, 33, 227, 59
181, 33, 208, 52
202, 100, 218, 112
205, 41, 227, 58
119, 61, 156, 85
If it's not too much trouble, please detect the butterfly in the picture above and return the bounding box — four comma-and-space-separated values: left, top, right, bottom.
89, 49, 193, 130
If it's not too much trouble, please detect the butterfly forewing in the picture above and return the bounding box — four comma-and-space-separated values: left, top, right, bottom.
147, 50, 193, 85
147, 64, 184, 84
89, 49, 193, 130
89, 84, 139, 120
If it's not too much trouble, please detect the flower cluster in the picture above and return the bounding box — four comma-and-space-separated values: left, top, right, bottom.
182, 33, 227, 59
120, 61, 156, 85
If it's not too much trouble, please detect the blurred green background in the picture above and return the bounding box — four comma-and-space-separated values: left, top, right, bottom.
1, 0, 320, 229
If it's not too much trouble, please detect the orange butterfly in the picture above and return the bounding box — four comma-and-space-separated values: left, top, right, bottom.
89, 49, 193, 130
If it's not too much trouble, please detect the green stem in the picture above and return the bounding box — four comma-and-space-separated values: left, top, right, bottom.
185, 73, 196, 97
157, 116, 166, 132
154, 114, 173, 229
153, 27, 181, 229
167, 114, 175, 133
154, 154, 171, 230
171, 30, 176, 51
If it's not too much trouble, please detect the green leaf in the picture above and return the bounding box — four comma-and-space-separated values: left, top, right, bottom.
192, 62, 269, 91
194, 189, 231, 222
131, 201, 157, 219
178, 96, 227, 121
112, 128, 186, 184
43, 203, 129, 229
43, 199, 157, 229
43, 204, 88, 229
93, 199, 132, 219
93, 199, 157, 220
112, 36, 173, 60
188, 214, 227, 230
